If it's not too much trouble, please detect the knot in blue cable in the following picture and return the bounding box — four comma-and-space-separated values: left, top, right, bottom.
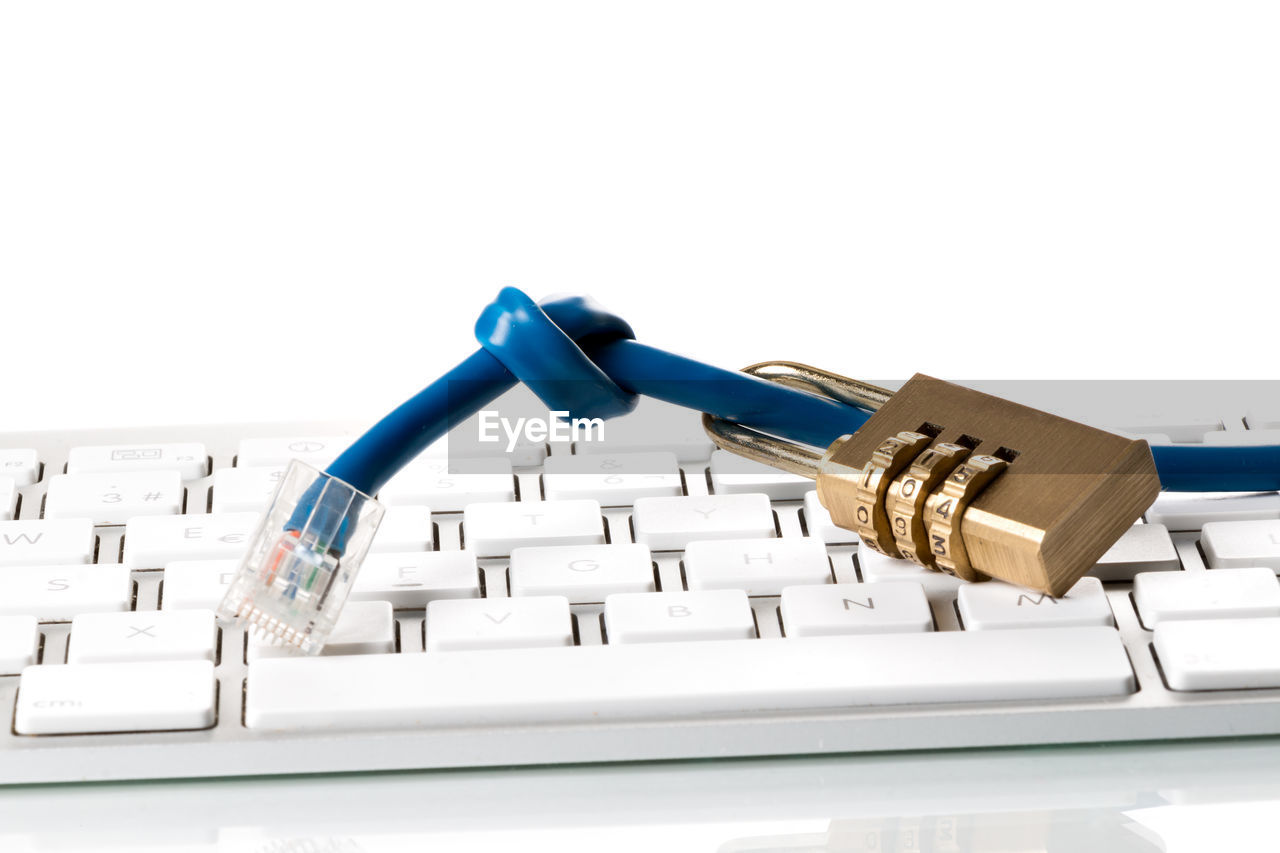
473, 286, 640, 420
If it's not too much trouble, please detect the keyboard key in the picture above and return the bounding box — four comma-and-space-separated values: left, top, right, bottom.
211, 465, 285, 513
542, 452, 682, 505
509, 543, 654, 603
573, 397, 714, 462
162, 559, 239, 610
370, 505, 434, 553
350, 551, 480, 608
1109, 416, 1223, 443
67, 443, 206, 480
122, 512, 258, 568
44, 470, 183, 524
1246, 408, 1280, 430
443, 427, 548, 467
1202, 520, 1280, 571
15, 660, 216, 734
0, 448, 39, 486
236, 436, 348, 469
857, 548, 964, 599
379, 457, 514, 512
632, 494, 774, 551
1134, 567, 1280, 627
245, 626, 1134, 730
708, 450, 812, 500
803, 491, 858, 544
67, 609, 217, 664
957, 577, 1113, 630
1112, 430, 1171, 445
1154, 618, 1280, 690
463, 500, 604, 557
780, 582, 933, 636
0, 518, 94, 566
1203, 429, 1280, 446
604, 590, 756, 643
684, 536, 831, 596
445, 387, 552, 466
0, 565, 132, 621
249, 600, 395, 659
1145, 491, 1280, 531
0, 615, 40, 673
1, 476, 15, 520
425, 595, 573, 651
1088, 523, 1180, 581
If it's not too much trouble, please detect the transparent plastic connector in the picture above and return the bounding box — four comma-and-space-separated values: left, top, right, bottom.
216, 460, 385, 655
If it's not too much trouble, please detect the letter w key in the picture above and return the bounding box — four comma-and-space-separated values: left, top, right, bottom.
0, 519, 95, 566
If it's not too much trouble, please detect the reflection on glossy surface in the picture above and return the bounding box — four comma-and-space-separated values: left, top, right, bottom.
249, 843, 365, 853
719, 810, 1166, 852
4, 737, 1280, 851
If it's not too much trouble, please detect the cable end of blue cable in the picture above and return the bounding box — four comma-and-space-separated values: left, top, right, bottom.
215, 460, 386, 655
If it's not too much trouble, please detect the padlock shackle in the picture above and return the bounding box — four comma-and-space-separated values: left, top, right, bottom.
702, 364, 1280, 492
702, 361, 893, 479
737, 362, 894, 413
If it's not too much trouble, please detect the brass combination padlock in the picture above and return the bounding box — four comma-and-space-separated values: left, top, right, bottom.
704, 366, 1161, 596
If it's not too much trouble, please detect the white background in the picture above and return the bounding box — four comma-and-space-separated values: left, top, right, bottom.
1, 6, 1279, 845
2, 1, 1277, 432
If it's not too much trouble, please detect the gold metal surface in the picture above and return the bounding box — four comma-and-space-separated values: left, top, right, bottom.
847, 431, 933, 558
818, 374, 1160, 596
923, 453, 1009, 581
886, 441, 971, 568
703, 366, 1162, 597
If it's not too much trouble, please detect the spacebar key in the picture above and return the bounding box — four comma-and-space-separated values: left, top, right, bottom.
245, 627, 1134, 730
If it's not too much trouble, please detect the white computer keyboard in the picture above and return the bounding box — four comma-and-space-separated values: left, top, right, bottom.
3, 402, 1280, 785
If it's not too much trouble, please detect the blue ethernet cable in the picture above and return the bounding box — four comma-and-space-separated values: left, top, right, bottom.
216, 287, 876, 652
219, 286, 1280, 653
324, 287, 869, 497
325, 286, 1280, 495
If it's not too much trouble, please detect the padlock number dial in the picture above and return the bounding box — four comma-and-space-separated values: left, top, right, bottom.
885, 442, 970, 568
